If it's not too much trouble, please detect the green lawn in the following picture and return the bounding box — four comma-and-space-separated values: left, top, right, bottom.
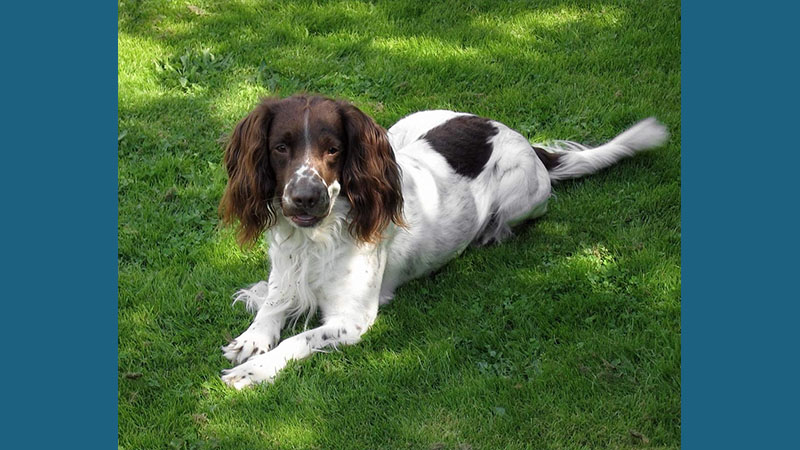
118, 1, 680, 448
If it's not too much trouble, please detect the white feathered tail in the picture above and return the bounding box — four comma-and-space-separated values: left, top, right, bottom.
536, 117, 668, 182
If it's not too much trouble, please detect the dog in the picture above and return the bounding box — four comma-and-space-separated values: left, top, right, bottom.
218, 94, 667, 389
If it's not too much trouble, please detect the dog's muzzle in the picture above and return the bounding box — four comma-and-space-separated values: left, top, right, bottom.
283, 177, 330, 227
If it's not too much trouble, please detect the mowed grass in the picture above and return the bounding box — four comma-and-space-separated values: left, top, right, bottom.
118, 1, 680, 449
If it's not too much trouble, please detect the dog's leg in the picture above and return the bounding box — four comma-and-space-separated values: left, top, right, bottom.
477, 134, 553, 245
222, 246, 385, 389
222, 277, 287, 365
221, 310, 375, 389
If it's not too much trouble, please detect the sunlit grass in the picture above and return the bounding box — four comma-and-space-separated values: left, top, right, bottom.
119, 0, 680, 448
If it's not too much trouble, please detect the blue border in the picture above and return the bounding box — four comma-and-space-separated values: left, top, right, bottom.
2, 3, 118, 449
682, 2, 799, 448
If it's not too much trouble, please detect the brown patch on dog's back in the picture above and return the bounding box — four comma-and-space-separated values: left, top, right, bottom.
422, 115, 499, 178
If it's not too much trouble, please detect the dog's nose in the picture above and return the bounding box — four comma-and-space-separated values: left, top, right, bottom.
290, 183, 326, 210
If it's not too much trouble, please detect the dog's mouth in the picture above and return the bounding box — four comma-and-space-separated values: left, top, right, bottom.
290, 214, 323, 227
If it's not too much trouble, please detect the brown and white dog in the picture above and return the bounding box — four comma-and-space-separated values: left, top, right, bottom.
218, 94, 667, 389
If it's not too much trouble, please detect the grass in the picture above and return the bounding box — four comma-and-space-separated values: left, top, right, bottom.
118, 0, 680, 448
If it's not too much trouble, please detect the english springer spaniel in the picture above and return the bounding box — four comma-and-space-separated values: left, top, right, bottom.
218, 94, 667, 389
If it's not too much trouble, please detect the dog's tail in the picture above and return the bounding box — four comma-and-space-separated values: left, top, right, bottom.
533, 117, 668, 183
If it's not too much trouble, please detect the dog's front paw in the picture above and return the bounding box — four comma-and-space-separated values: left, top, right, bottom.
220, 353, 284, 390
222, 326, 278, 365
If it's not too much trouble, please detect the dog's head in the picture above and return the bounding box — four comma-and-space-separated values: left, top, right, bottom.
219, 95, 403, 246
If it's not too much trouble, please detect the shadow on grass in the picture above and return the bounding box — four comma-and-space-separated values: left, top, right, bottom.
119, 0, 680, 448
185, 219, 679, 448
119, 0, 679, 129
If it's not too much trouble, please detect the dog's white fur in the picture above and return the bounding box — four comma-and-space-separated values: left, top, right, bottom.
221, 111, 667, 389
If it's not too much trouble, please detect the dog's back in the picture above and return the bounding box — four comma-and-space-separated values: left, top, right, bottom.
378, 112, 668, 302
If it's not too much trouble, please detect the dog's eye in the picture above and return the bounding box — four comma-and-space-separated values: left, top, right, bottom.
327, 147, 340, 155
274, 144, 288, 153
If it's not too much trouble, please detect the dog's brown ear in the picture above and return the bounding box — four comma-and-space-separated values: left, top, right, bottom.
337, 100, 404, 243
219, 98, 280, 247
